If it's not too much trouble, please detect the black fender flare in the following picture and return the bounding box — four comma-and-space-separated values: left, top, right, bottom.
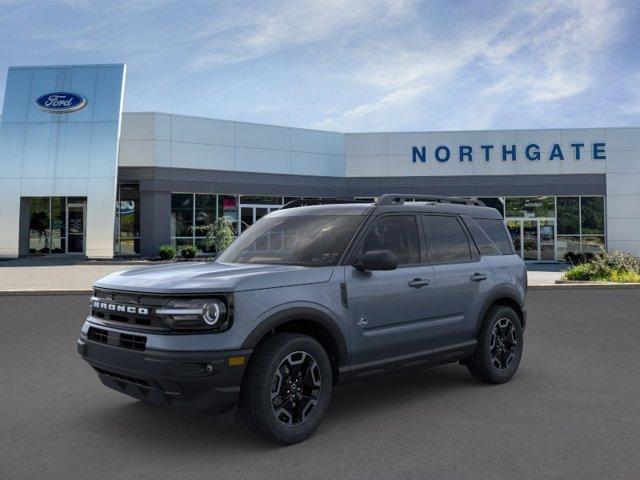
475, 284, 526, 335
241, 306, 349, 367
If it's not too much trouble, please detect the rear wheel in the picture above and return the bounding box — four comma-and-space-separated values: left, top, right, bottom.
467, 306, 523, 384
240, 333, 332, 444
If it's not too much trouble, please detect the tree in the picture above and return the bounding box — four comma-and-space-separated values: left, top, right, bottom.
192, 217, 236, 254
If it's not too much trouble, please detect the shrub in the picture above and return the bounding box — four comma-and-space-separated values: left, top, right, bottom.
563, 250, 640, 282
564, 263, 595, 280
191, 217, 236, 254
158, 244, 176, 260
181, 245, 198, 259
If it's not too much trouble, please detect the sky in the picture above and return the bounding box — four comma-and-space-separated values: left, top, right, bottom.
0, 0, 639, 132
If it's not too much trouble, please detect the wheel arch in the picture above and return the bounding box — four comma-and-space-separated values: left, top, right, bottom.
241, 306, 349, 385
476, 285, 526, 335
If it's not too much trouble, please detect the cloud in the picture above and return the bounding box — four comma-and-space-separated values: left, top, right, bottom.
0, 0, 634, 131
313, 0, 626, 130
189, 0, 415, 69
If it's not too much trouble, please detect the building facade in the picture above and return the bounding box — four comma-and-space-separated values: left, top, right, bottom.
1, 64, 639, 261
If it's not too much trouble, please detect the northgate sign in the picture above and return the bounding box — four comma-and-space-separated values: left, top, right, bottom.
411, 142, 606, 163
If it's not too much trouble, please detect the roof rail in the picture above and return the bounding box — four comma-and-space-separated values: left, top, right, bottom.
282, 198, 373, 209
375, 194, 485, 207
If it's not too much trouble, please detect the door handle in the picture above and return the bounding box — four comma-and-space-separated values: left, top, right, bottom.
408, 278, 430, 288
470, 273, 488, 282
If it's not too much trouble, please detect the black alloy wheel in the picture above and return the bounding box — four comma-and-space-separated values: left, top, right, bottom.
271, 351, 322, 426
240, 333, 332, 444
490, 317, 518, 370
466, 305, 523, 384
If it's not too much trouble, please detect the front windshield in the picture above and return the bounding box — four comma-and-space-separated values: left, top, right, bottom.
216, 215, 363, 267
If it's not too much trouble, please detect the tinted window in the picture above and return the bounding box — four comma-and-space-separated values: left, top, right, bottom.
476, 218, 514, 255
462, 217, 501, 256
360, 216, 420, 265
422, 215, 472, 263
216, 215, 363, 267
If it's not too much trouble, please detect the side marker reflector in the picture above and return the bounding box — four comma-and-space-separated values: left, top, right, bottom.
228, 356, 245, 366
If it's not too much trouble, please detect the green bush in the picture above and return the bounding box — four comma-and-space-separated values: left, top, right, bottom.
181, 245, 198, 259
564, 250, 640, 282
158, 244, 176, 260
564, 263, 595, 280
191, 217, 236, 254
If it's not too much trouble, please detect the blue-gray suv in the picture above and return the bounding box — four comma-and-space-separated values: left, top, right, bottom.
78, 194, 527, 444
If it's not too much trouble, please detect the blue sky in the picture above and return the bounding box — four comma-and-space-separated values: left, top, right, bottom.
1, 0, 639, 131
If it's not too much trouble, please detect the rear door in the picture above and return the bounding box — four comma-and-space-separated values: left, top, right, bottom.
345, 214, 436, 366
420, 215, 493, 346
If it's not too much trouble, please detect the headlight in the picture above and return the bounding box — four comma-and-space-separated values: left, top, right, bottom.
157, 298, 229, 331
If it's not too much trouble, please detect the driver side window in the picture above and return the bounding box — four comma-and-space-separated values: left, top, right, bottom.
360, 215, 420, 265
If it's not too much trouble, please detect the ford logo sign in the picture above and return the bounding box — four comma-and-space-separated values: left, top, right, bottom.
35, 92, 87, 114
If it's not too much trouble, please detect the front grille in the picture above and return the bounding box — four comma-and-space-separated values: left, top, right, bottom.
88, 327, 108, 344
90, 289, 168, 331
86, 326, 147, 351
94, 367, 150, 387
119, 333, 146, 351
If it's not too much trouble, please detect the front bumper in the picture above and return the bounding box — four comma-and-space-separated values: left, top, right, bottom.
77, 334, 251, 414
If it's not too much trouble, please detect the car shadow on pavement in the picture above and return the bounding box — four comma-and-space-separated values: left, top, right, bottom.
80, 363, 496, 449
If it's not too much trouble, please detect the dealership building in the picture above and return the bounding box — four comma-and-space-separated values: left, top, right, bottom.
1, 63, 639, 261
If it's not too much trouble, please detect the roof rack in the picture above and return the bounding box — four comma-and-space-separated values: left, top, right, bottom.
282, 198, 373, 209
375, 194, 485, 207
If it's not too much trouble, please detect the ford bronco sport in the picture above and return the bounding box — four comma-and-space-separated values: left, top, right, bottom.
78, 194, 527, 444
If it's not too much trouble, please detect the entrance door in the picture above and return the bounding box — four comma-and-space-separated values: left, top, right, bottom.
66, 204, 85, 254
506, 218, 556, 261
522, 220, 538, 260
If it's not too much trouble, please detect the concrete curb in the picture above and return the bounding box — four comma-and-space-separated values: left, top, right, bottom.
530, 283, 640, 290
0, 289, 93, 296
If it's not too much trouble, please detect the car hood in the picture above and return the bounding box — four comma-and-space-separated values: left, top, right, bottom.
93, 262, 335, 294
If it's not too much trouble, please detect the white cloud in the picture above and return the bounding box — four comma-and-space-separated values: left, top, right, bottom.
314, 0, 625, 130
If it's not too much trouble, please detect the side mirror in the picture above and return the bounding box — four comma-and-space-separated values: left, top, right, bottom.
355, 249, 398, 271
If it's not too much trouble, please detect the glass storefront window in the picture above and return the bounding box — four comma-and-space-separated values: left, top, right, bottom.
171, 193, 194, 237
28, 196, 86, 255
557, 197, 579, 235
557, 236, 580, 259
29, 197, 50, 254
504, 195, 605, 261
240, 195, 283, 205
505, 196, 555, 219
115, 184, 140, 255
581, 197, 605, 234
582, 236, 605, 254
195, 194, 216, 227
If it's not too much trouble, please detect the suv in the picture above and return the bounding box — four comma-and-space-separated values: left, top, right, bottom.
78, 194, 526, 444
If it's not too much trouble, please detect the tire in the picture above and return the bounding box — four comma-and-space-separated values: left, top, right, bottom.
239, 333, 332, 444
467, 306, 523, 384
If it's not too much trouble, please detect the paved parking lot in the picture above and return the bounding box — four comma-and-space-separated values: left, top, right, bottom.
1, 289, 639, 480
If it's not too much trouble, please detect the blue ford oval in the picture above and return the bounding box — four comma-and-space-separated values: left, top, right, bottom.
35, 92, 87, 113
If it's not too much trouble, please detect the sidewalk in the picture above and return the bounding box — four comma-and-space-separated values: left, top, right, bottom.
0, 257, 568, 293
0, 257, 134, 294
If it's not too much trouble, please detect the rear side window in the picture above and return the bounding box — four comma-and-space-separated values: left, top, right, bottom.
422, 215, 472, 263
360, 215, 420, 265
462, 217, 501, 256
475, 218, 514, 255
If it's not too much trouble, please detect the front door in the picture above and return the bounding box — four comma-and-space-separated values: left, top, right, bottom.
345, 214, 436, 366
506, 218, 556, 261
66, 204, 85, 254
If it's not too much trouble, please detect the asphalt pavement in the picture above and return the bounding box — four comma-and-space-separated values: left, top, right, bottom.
1, 290, 639, 480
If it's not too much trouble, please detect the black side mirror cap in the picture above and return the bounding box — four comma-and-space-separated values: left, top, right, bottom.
354, 249, 398, 271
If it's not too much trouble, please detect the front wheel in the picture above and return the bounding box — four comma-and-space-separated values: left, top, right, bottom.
467, 306, 523, 384
240, 333, 332, 444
